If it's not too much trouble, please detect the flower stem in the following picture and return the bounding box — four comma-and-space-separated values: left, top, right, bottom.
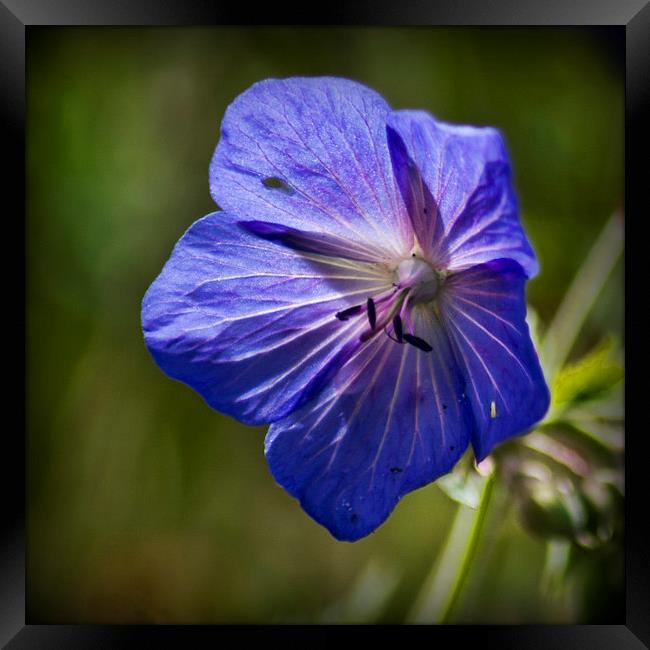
408, 471, 495, 623
541, 210, 623, 382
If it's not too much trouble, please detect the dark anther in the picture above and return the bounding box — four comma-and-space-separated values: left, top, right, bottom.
335, 305, 362, 321
350, 513, 359, 523
442, 403, 448, 410
449, 445, 455, 451
390, 467, 403, 474
392, 315, 403, 343
367, 297, 376, 330
403, 333, 433, 352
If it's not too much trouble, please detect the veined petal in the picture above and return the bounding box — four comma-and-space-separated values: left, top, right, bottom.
439, 259, 550, 461
239, 220, 383, 263
387, 110, 539, 277
265, 308, 472, 541
386, 125, 445, 261
142, 212, 391, 425
210, 77, 413, 261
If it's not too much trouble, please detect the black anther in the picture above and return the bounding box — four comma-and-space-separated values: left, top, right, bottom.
393, 315, 403, 343
403, 333, 433, 352
335, 305, 362, 321
367, 297, 376, 330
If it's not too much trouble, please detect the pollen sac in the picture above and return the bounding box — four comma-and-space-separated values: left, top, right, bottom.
335, 305, 362, 321
403, 333, 433, 352
393, 315, 403, 342
366, 297, 377, 330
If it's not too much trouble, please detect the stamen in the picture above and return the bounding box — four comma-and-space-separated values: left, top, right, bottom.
385, 331, 401, 343
367, 297, 376, 330
359, 289, 409, 343
392, 315, 403, 343
403, 333, 433, 352
335, 305, 362, 321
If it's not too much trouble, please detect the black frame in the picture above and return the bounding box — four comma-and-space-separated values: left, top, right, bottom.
4, 1, 648, 647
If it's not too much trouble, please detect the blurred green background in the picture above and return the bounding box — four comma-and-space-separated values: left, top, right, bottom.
27, 27, 623, 623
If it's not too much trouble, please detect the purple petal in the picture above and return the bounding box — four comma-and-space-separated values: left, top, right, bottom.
439, 259, 550, 460
210, 77, 413, 261
387, 110, 539, 277
239, 220, 381, 263
265, 308, 472, 541
142, 212, 391, 425
386, 125, 446, 262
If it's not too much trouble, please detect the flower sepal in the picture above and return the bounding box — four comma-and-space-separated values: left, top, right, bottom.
437, 450, 495, 510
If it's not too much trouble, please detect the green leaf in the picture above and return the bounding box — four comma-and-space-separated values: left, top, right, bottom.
541, 212, 623, 381
552, 336, 623, 408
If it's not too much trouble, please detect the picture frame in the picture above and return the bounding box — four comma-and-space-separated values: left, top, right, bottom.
3, 1, 646, 646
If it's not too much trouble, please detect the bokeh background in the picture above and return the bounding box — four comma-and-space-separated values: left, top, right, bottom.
27, 27, 623, 623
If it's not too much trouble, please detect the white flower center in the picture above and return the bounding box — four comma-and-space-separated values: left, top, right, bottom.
396, 257, 440, 304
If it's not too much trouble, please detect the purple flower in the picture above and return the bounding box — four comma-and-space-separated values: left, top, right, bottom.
142, 77, 549, 541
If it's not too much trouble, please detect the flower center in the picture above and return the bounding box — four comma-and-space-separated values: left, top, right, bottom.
334, 255, 443, 353
395, 256, 439, 304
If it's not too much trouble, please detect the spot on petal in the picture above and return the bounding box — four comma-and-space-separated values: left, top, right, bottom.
262, 176, 295, 195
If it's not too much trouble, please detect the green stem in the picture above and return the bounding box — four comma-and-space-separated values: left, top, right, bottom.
408, 472, 495, 623
541, 210, 623, 382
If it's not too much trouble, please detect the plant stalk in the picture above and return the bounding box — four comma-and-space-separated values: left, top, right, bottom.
408, 472, 495, 623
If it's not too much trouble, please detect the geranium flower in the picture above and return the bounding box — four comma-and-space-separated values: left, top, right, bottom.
142, 77, 549, 541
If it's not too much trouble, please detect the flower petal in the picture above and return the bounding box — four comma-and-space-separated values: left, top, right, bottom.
439, 259, 550, 460
239, 220, 382, 263
386, 125, 445, 260
265, 309, 472, 541
387, 110, 539, 277
142, 212, 391, 424
210, 77, 413, 261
